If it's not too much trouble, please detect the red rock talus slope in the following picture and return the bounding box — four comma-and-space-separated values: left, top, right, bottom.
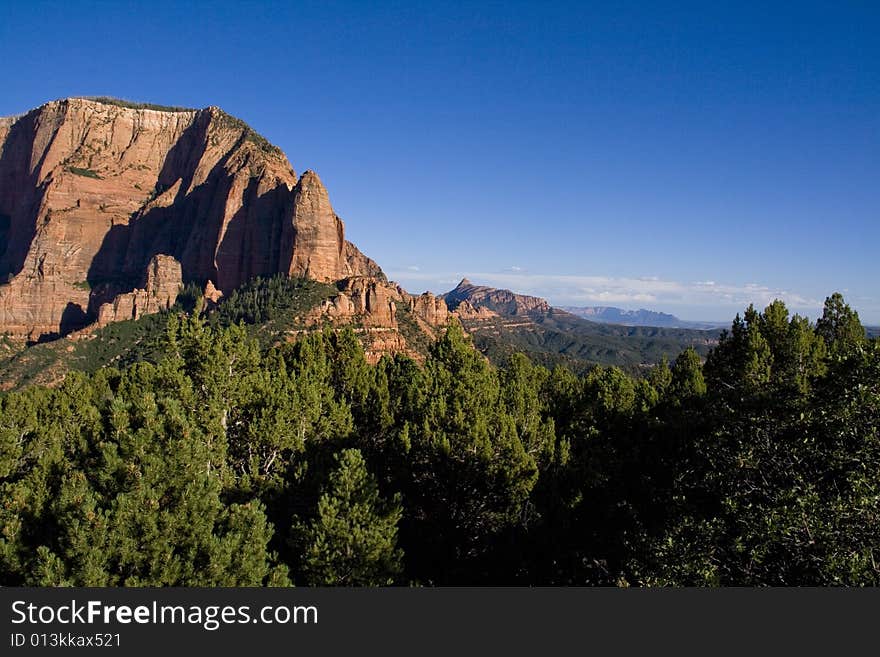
0, 98, 381, 339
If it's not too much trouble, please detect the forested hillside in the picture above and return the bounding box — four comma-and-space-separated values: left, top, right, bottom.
0, 276, 720, 390
466, 308, 720, 373
0, 292, 877, 586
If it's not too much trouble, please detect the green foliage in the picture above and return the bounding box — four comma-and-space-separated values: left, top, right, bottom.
293, 449, 403, 586
174, 281, 204, 314
75, 313, 171, 373
67, 167, 101, 179
816, 292, 865, 356
0, 292, 877, 586
705, 300, 828, 397
83, 97, 194, 112
465, 309, 719, 373
647, 357, 672, 394
638, 297, 879, 586
398, 323, 539, 581
669, 347, 706, 399
393, 302, 433, 355
213, 274, 337, 328
0, 364, 287, 586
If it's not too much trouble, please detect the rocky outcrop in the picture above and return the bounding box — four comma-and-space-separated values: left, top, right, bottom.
282, 171, 385, 283
314, 280, 449, 329
203, 280, 223, 304
443, 278, 551, 317
343, 241, 385, 281
284, 170, 345, 282
343, 277, 399, 326
0, 98, 384, 338
409, 292, 449, 325
313, 277, 401, 326
302, 280, 452, 364
453, 299, 498, 320
96, 254, 182, 326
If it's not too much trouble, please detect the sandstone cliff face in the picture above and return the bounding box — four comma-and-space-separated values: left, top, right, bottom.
0, 98, 382, 338
409, 292, 450, 326
96, 254, 182, 326
339, 277, 400, 326
453, 299, 498, 320
303, 279, 450, 363
443, 278, 551, 317
313, 279, 449, 328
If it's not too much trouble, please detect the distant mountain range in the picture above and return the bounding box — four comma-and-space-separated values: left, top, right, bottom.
443, 279, 721, 372
560, 306, 727, 330
564, 306, 880, 336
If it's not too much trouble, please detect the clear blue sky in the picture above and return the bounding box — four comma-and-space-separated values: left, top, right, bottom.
2, 1, 878, 322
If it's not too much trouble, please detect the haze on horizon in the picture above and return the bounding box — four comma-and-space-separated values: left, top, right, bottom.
2, 1, 877, 323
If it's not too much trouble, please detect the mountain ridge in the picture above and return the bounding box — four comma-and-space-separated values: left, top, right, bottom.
443, 278, 551, 317
440, 277, 720, 371
560, 305, 726, 329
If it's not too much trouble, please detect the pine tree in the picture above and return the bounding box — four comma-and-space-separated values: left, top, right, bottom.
669, 347, 706, 400
294, 449, 403, 586
816, 292, 865, 355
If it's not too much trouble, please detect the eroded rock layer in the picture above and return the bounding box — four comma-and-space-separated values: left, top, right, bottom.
304, 278, 450, 363
96, 254, 182, 326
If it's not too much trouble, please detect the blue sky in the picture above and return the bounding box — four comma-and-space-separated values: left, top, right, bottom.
2, 1, 878, 322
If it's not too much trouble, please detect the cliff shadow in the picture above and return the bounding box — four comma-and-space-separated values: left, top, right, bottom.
87, 124, 294, 311
30, 302, 90, 344
214, 176, 291, 292
85, 113, 221, 313
0, 109, 54, 280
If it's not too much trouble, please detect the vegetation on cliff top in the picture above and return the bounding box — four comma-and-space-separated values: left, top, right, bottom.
213, 109, 284, 156
68, 98, 283, 155
66, 166, 102, 179
212, 275, 337, 328
79, 97, 195, 113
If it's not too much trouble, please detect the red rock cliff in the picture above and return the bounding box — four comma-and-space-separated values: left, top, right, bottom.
0, 98, 382, 339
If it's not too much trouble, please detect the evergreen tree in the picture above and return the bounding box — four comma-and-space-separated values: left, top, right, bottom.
669, 347, 706, 400
294, 449, 403, 586
1, 287, 878, 587
816, 292, 865, 355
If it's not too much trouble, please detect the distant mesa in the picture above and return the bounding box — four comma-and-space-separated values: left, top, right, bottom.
439, 277, 728, 332
560, 306, 726, 330
442, 279, 723, 329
